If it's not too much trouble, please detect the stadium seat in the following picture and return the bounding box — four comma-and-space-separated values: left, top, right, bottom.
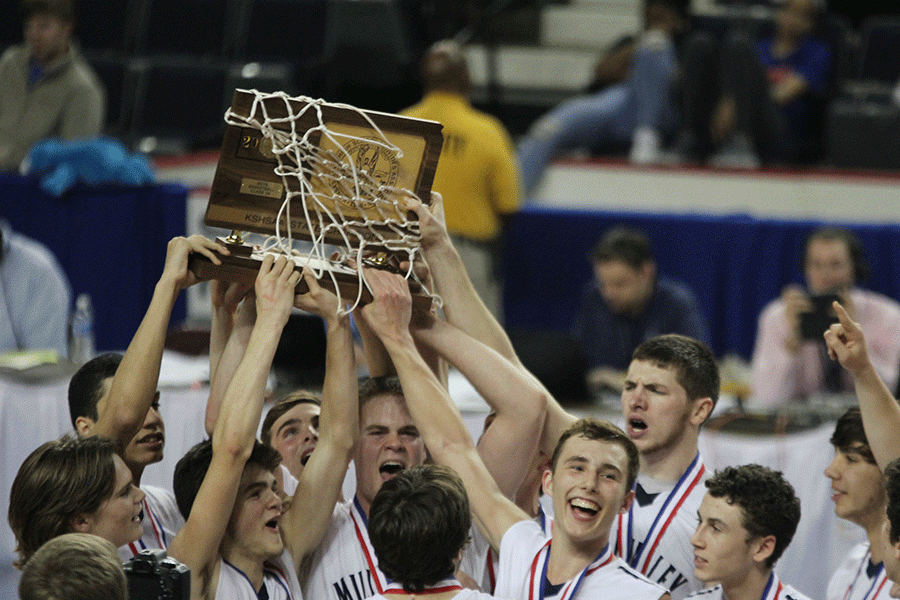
134, 0, 233, 58
127, 58, 228, 154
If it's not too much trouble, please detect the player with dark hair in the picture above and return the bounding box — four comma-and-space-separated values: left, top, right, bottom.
366, 465, 492, 599
825, 407, 892, 600
302, 264, 548, 599
68, 236, 227, 560
823, 303, 900, 595
752, 226, 900, 406
688, 464, 807, 600
8, 435, 144, 569
167, 256, 358, 600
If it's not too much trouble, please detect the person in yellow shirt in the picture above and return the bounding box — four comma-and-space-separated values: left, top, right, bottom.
402, 40, 521, 319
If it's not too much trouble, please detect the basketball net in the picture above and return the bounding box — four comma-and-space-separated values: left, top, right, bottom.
224, 89, 438, 314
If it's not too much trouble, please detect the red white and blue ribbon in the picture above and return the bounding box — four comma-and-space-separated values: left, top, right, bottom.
527, 540, 614, 600
842, 550, 890, 600
761, 572, 784, 600
382, 579, 463, 595
616, 452, 705, 574
126, 498, 167, 557
350, 496, 390, 594
488, 505, 553, 593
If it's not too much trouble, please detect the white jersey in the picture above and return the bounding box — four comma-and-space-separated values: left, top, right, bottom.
119, 485, 185, 561
460, 506, 552, 593
281, 464, 299, 496
495, 520, 666, 600
685, 573, 811, 600
301, 497, 389, 600
615, 453, 708, 600
827, 542, 892, 600
217, 549, 303, 600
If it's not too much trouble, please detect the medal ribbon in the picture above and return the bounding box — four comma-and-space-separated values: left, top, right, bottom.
350, 496, 390, 594
383, 579, 463, 595
125, 498, 167, 558
527, 540, 613, 600
760, 572, 783, 600
618, 453, 705, 573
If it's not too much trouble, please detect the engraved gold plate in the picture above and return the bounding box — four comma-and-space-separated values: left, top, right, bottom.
239, 178, 284, 199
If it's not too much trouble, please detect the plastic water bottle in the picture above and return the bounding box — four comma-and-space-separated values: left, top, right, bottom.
70, 293, 95, 364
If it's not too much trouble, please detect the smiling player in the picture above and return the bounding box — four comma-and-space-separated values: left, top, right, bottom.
360, 267, 669, 600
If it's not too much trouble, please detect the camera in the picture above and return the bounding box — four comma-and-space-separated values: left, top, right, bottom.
799, 293, 840, 340
123, 549, 190, 600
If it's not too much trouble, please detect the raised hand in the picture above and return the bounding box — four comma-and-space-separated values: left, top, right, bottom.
359, 268, 413, 345
211, 279, 253, 316
294, 269, 343, 323
255, 255, 301, 329
823, 301, 871, 377
163, 235, 229, 290
409, 191, 449, 252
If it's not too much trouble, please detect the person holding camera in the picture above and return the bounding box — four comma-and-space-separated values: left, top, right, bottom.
750, 227, 900, 407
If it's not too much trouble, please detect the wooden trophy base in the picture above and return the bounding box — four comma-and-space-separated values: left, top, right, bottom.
188, 238, 432, 310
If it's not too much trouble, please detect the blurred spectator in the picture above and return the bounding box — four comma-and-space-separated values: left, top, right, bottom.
19, 533, 127, 600
750, 227, 900, 407
574, 226, 709, 394
402, 39, 521, 318
677, 0, 831, 167
518, 0, 690, 194
0, 0, 104, 171
0, 220, 71, 357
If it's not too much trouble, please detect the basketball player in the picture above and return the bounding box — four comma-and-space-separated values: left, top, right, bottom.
881, 459, 900, 597
687, 465, 808, 600
825, 301, 900, 596
825, 407, 892, 600
261, 392, 321, 480
367, 464, 499, 600
302, 258, 548, 599
68, 235, 229, 560
360, 268, 669, 600
203, 273, 322, 491
413, 194, 717, 599
615, 334, 718, 600
168, 256, 358, 600
823, 302, 900, 469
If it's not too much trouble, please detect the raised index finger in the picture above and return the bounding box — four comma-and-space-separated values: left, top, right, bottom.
833, 301, 855, 330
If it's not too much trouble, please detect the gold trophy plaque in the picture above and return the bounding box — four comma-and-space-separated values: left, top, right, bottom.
188, 89, 444, 306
